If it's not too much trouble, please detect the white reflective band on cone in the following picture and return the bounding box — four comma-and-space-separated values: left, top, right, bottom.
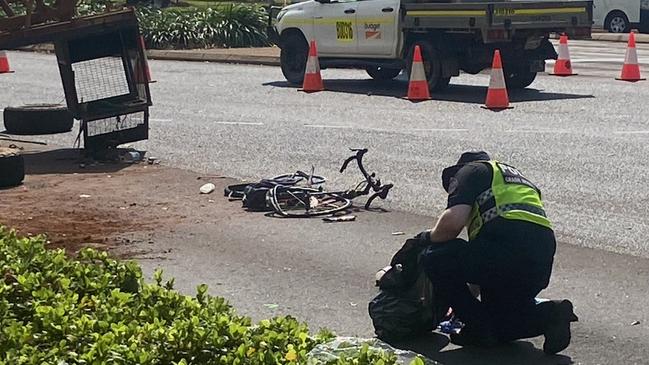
558, 43, 570, 61
305, 56, 320, 74
625, 47, 639, 65
489, 67, 506, 89
410, 61, 427, 82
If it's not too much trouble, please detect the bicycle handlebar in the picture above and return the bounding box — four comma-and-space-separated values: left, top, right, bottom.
338, 148, 393, 209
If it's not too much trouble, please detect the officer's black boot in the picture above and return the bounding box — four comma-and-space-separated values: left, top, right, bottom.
449, 325, 499, 348
543, 299, 579, 355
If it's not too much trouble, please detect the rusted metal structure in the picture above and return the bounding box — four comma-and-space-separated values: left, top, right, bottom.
0, 3, 152, 151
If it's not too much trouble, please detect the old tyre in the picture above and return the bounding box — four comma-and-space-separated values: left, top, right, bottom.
280, 33, 309, 85
0, 147, 25, 188
406, 40, 451, 92
606, 11, 630, 33
3, 104, 73, 135
505, 67, 538, 89
366, 66, 402, 81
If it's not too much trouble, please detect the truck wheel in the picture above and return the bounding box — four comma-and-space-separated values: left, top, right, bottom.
3, 104, 73, 135
366, 66, 402, 81
505, 68, 537, 89
406, 41, 450, 92
606, 11, 630, 33
0, 147, 25, 188
280, 33, 309, 85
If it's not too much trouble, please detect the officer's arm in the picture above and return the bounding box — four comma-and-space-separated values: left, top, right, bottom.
427, 204, 472, 243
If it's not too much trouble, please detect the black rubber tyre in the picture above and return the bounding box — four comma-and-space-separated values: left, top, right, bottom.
3, 104, 73, 135
0, 147, 25, 188
406, 40, 451, 92
504, 67, 538, 89
366, 66, 402, 81
280, 33, 309, 85
605, 11, 630, 33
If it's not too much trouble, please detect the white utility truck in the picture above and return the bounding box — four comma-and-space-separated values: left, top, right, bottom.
272, 0, 593, 90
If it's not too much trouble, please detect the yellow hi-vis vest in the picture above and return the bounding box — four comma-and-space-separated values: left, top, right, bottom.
467, 160, 552, 240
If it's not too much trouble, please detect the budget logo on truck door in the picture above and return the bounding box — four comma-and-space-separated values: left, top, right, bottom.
364, 23, 381, 40
336, 21, 354, 42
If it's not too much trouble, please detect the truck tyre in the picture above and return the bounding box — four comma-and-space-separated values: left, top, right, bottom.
366, 66, 402, 81
605, 11, 630, 33
280, 33, 309, 85
406, 41, 450, 92
505, 68, 537, 89
3, 104, 73, 135
0, 147, 25, 188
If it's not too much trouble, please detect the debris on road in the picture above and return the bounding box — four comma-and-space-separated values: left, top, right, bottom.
0, 145, 25, 188
79, 194, 91, 198
120, 150, 144, 164
631, 320, 640, 326
0, 135, 47, 145
263, 303, 279, 309
307, 337, 436, 365
199, 183, 216, 194
323, 215, 356, 223
391, 231, 405, 236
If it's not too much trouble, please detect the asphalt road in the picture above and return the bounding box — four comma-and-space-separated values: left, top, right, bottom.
2, 40, 649, 364
3, 39, 649, 259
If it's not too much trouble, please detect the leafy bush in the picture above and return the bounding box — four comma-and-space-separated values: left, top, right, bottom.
0, 227, 399, 364
136, 5, 271, 49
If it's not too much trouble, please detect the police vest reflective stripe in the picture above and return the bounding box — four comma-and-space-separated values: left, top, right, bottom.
467, 160, 552, 240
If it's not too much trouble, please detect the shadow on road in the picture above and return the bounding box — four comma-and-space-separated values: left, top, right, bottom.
263, 80, 594, 104
21, 148, 134, 175
389, 332, 573, 365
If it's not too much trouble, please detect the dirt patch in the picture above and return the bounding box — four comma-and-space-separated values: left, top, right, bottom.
0, 146, 237, 255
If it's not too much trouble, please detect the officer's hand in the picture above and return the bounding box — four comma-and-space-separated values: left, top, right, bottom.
414, 230, 432, 244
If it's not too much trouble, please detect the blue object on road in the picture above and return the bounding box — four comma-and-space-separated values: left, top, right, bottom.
439, 317, 463, 334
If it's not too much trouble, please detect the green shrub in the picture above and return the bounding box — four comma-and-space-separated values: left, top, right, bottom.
0, 227, 399, 364
136, 5, 271, 49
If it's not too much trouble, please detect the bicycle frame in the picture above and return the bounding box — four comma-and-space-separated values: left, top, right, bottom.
339, 148, 393, 210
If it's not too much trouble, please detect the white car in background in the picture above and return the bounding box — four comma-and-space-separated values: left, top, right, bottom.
593, 0, 649, 33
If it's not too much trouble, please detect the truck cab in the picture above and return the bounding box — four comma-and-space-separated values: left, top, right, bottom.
277, 0, 402, 58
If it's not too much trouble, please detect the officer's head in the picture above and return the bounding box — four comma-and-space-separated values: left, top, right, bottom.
442, 151, 491, 193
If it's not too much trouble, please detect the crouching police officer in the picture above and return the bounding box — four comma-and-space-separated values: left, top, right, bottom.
418, 151, 578, 354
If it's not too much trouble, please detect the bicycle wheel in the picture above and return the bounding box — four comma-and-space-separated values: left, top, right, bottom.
267, 186, 351, 218
272, 171, 326, 186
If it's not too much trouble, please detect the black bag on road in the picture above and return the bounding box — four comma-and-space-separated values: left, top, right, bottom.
368, 236, 449, 342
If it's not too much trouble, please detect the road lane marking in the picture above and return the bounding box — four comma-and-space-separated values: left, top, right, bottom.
505, 129, 572, 134
216, 121, 264, 126
614, 130, 649, 135
411, 128, 468, 132
547, 58, 626, 63
303, 124, 353, 129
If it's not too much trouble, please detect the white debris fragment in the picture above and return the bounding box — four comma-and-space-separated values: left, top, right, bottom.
199, 183, 216, 194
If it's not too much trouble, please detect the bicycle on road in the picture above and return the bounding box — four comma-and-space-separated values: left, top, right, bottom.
266, 148, 393, 218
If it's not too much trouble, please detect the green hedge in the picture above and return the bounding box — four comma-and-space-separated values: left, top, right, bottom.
0, 228, 400, 364
136, 5, 271, 49
76, 0, 271, 49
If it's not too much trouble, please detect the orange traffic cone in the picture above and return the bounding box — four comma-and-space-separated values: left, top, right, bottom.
0, 51, 14, 74
406, 45, 431, 101
482, 50, 512, 111
135, 36, 155, 84
617, 32, 645, 82
300, 40, 324, 92
551, 34, 576, 76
